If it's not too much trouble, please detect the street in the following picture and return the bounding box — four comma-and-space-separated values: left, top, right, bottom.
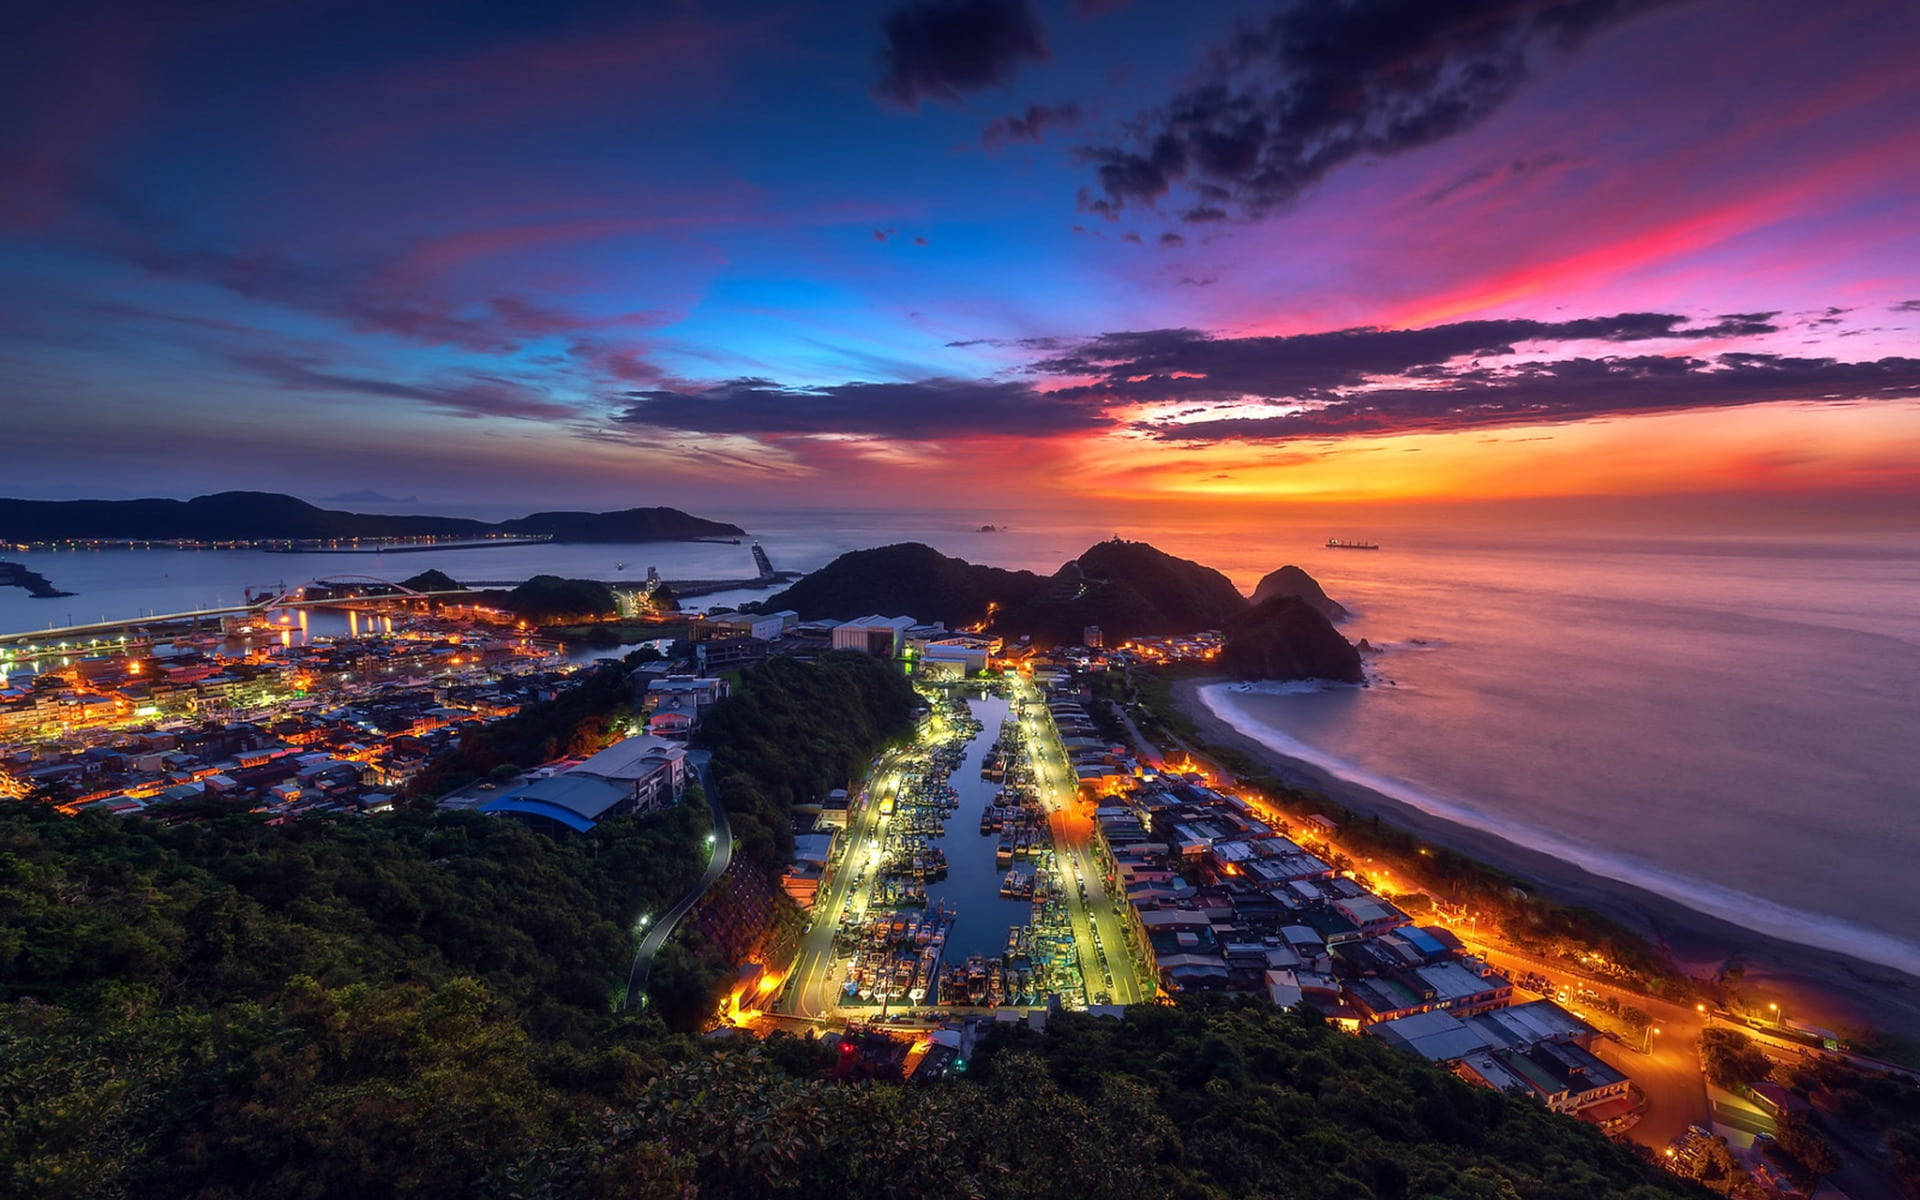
1013, 675, 1152, 1005
1466, 935, 1709, 1149
776, 677, 1154, 1019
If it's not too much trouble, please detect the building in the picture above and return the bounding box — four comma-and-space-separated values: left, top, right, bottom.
1365, 999, 1623, 1111
783, 831, 836, 907
831, 615, 916, 657
1454, 1043, 1629, 1114
918, 641, 990, 678
479, 734, 688, 833
695, 635, 768, 671
702, 611, 792, 642
1083, 625, 1102, 648
641, 675, 731, 738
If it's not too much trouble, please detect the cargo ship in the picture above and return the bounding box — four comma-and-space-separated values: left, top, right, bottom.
1325, 538, 1379, 550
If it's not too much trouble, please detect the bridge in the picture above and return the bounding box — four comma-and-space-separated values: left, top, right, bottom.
0, 576, 476, 654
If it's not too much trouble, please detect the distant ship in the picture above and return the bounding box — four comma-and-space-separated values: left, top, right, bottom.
1326, 538, 1380, 550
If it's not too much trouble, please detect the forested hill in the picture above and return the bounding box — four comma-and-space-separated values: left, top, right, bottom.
992, 539, 1253, 644
697, 650, 922, 875
0, 492, 743, 542
761, 537, 1259, 644
759, 542, 1046, 626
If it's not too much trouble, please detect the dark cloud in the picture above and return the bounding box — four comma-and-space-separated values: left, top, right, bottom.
232, 351, 582, 421
1417, 153, 1571, 207
108, 232, 659, 357
1181, 205, 1228, 223
1031, 312, 1781, 397
615, 376, 1110, 438
1694, 312, 1780, 336
1072, 0, 1132, 15
875, 0, 1048, 108
983, 101, 1081, 146
1158, 232, 1185, 247
1893, 300, 1920, 313
1139, 353, 1920, 442
1080, 0, 1679, 218
1122, 232, 1142, 244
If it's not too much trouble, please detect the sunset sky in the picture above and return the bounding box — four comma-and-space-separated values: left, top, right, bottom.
5, 0, 1918, 519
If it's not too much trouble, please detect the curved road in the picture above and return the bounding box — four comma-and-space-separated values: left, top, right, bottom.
625, 751, 732, 1010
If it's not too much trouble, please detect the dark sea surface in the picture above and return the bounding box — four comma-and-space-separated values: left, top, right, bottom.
7, 508, 1917, 974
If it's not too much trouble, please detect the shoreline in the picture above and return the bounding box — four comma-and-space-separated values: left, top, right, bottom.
1169, 675, 1920, 1041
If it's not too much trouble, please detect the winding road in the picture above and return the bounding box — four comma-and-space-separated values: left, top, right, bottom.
625, 751, 732, 1010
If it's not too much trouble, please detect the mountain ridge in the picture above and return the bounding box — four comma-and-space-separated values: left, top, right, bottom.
0, 492, 744, 543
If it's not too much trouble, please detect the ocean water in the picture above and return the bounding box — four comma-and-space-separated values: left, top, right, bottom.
1192, 533, 1920, 980
7, 509, 1917, 976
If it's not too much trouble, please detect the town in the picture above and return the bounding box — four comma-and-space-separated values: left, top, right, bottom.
4, 580, 1910, 1200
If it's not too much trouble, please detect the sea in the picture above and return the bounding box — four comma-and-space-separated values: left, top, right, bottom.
6, 507, 1918, 977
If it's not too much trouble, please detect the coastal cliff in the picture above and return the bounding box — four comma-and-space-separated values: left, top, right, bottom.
1251, 564, 1349, 621
1219, 595, 1364, 683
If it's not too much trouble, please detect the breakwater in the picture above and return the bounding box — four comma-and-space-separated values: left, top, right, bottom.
0, 561, 73, 599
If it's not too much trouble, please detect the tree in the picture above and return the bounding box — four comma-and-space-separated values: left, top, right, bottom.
1770, 1110, 1840, 1177
1701, 1028, 1772, 1089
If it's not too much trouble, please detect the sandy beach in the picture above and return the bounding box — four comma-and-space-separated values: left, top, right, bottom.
1170, 676, 1920, 1041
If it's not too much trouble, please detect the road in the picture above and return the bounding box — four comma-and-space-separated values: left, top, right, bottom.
1464, 935, 1709, 1148
782, 742, 904, 1019
1014, 677, 1152, 1005
625, 751, 731, 1010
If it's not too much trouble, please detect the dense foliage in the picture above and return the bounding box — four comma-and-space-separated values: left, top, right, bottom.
489, 575, 621, 622
0, 801, 706, 1198
505, 1001, 1700, 1200
697, 650, 921, 876
1700, 1028, 1773, 1089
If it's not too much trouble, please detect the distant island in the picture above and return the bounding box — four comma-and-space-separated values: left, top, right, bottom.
0, 491, 745, 544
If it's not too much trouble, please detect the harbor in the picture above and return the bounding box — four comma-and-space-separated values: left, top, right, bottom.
820, 686, 1090, 1015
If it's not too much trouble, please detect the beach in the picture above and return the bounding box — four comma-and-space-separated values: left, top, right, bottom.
1170, 676, 1920, 1041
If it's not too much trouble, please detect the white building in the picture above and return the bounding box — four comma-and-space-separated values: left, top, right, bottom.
480, 734, 688, 833
831, 615, 915, 657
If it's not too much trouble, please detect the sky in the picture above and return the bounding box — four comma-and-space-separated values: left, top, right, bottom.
4, 0, 1918, 522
